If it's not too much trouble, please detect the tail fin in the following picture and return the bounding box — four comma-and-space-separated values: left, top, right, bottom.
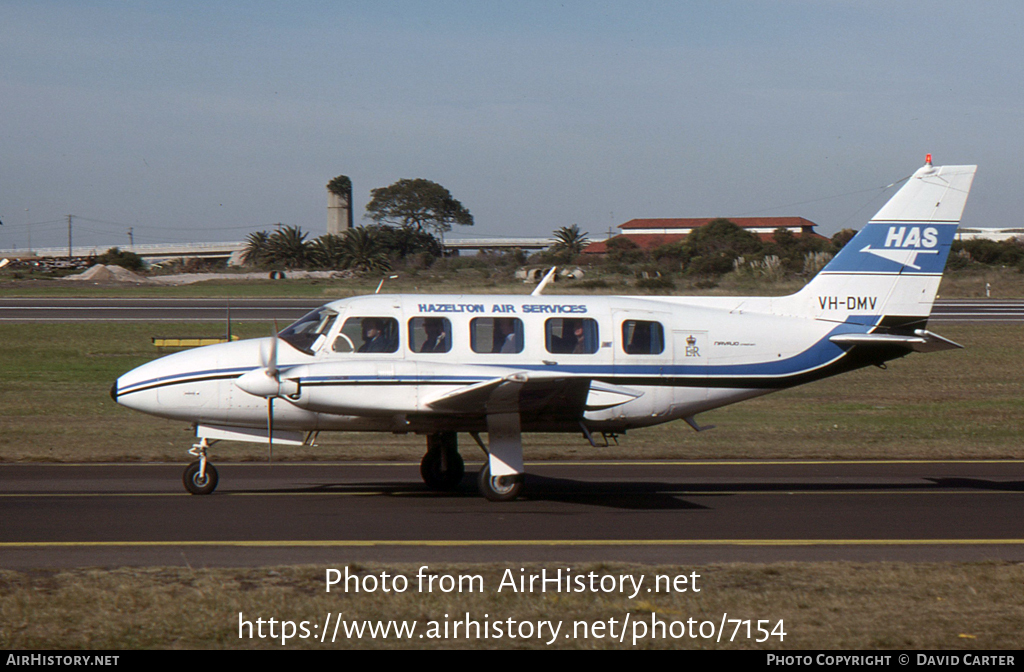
783, 159, 977, 328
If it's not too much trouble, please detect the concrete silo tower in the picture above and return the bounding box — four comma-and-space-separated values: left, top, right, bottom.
327, 175, 353, 235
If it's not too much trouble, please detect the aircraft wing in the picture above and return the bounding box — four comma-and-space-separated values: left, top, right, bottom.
829, 329, 962, 353
424, 371, 639, 422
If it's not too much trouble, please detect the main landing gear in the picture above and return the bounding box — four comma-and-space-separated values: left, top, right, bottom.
420, 431, 465, 490
419, 431, 525, 501
183, 438, 219, 495
476, 464, 524, 502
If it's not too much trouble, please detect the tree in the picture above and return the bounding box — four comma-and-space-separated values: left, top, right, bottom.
308, 233, 347, 269
336, 227, 392, 274
372, 225, 442, 258
242, 231, 272, 267
550, 224, 590, 258
831, 228, 857, 252
365, 179, 473, 240
685, 219, 763, 259
326, 175, 352, 199
267, 226, 310, 268
94, 247, 145, 271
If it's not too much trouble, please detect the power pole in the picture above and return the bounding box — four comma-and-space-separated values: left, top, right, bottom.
67, 215, 73, 260
128, 227, 134, 249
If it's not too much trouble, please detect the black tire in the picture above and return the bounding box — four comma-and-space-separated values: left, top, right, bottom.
477, 464, 524, 502
183, 461, 218, 495
420, 448, 465, 490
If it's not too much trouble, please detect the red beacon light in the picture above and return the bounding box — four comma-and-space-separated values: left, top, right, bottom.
925, 153, 933, 166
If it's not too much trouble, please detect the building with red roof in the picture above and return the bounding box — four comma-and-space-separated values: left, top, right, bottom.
583, 216, 827, 254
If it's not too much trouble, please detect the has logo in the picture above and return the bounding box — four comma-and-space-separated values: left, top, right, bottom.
860, 225, 941, 270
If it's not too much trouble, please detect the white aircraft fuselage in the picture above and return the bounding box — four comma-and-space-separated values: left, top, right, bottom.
112, 160, 978, 500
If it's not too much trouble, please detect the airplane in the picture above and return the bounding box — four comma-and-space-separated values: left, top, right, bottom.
111, 157, 977, 501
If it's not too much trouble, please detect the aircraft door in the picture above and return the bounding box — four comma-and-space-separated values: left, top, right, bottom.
611, 311, 674, 420
671, 329, 709, 409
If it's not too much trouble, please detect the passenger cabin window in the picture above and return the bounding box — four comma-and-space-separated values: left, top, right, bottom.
278, 307, 337, 354
333, 317, 399, 353
470, 317, 523, 354
408, 317, 452, 353
545, 318, 599, 354
622, 320, 664, 355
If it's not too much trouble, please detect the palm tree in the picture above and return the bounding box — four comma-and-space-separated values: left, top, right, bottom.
267, 225, 310, 268
242, 231, 272, 267
550, 224, 590, 257
338, 227, 391, 274
309, 234, 346, 269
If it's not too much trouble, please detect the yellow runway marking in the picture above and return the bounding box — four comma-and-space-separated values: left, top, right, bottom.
2, 539, 1024, 549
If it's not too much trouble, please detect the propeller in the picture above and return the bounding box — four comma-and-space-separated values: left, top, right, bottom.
234, 323, 299, 462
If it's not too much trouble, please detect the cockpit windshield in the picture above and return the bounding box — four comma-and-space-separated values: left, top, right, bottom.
278, 307, 338, 354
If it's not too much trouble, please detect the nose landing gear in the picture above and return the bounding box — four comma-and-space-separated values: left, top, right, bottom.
183, 438, 219, 495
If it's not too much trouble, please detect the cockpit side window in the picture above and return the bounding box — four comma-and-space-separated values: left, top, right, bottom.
622, 320, 664, 355
409, 317, 452, 353
333, 316, 399, 353
545, 318, 599, 354
470, 317, 523, 354
278, 308, 338, 354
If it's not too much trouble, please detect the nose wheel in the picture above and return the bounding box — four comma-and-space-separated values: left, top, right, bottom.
183, 438, 219, 495
183, 461, 219, 495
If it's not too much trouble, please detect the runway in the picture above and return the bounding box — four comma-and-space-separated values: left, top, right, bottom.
0, 297, 318, 323
2, 460, 1023, 568
1, 298, 1023, 322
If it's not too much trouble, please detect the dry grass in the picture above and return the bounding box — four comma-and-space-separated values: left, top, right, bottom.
3, 264, 1024, 299
1, 322, 1021, 462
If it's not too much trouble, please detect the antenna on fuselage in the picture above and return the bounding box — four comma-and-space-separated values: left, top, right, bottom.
375, 274, 399, 294
531, 267, 556, 296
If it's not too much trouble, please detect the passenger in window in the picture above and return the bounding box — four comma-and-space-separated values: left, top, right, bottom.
566, 319, 587, 354
358, 318, 390, 353
549, 318, 597, 354
420, 318, 448, 353
493, 318, 518, 353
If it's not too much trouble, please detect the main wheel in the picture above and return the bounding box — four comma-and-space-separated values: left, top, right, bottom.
420, 448, 465, 490
477, 464, 524, 502
183, 461, 219, 495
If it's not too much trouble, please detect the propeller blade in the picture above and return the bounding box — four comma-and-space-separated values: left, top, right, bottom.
267, 323, 279, 379
267, 397, 274, 463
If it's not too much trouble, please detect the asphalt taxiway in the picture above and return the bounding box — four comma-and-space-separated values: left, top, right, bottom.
2, 460, 1022, 568
1, 298, 1023, 322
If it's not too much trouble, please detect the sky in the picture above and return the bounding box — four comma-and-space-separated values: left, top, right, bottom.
2, 1, 1022, 251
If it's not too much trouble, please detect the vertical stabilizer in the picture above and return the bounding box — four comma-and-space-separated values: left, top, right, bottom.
779, 160, 976, 328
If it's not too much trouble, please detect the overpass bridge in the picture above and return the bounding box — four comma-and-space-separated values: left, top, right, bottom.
0, 236, 562, 265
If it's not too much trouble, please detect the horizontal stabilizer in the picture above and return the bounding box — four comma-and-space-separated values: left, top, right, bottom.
829, 329, 962, 353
